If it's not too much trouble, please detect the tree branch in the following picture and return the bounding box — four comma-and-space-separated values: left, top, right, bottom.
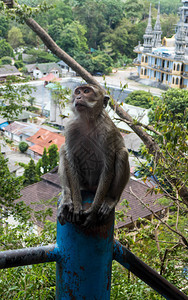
128, 187, 188, 247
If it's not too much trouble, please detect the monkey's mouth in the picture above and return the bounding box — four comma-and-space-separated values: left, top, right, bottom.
75, 102, 87, 109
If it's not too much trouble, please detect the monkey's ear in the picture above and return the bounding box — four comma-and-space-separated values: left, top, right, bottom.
103, 95, 110, 108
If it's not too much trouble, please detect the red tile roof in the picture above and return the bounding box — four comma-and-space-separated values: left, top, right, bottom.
27, 128, 65, 155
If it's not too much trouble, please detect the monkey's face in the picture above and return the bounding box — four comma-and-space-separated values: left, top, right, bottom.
73, 86, 97, 112
72, 85, 109, 117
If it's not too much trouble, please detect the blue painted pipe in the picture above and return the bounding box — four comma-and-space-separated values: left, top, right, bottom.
56, 191, 114, 300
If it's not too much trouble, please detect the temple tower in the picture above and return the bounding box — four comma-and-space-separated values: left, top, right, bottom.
153, 3, 162, 48
143, 4, 153, 53
175, 9, 186, 60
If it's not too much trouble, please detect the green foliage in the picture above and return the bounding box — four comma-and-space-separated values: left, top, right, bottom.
57, 21, 88, 56
0, 39, 13, 58
0, 152, 23, 214
42, 147, 49, 174
36, 158, 43, 177
112, 213, 188, 299
0, 14, 9, 38
0, 81, 34, 119
14, 59, 24, 69
126, 90, 159, 109
48, 18, 64, 42
75, 50, 113, 75
0, 215, 56, 299
0, 56, 12, 65
23, 159, 39, 185
18, 141, 29, 153
48, 144, 59, 171
8, 26, 24, 49
26, 48, 58, 63
149, 88, 188, 123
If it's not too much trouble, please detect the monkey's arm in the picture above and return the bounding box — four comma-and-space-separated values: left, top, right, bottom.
58, 146, 83, 224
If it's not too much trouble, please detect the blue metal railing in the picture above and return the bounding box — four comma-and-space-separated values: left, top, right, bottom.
0, 193, 187, 300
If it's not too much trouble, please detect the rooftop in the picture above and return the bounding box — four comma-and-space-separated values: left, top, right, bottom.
26, 128, 65, 154
18, 169, 167, 229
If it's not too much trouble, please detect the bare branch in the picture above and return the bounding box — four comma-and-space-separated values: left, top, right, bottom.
128, 187, 188, 247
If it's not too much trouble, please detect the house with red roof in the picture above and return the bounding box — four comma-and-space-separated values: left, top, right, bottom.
26, 128, 65, 159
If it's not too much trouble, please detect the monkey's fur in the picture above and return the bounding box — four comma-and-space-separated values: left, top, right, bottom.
58, 84, 130, 228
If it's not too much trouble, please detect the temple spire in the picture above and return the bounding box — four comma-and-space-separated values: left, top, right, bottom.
143, 4, 153, 53
175, 8, 185, 60
153, 2, 162, 48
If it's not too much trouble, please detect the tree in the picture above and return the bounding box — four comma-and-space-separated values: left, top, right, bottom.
124, 0, 144, 23
19, 141, 29, 153
0, 39, 13, 58
0, 152, 22, 217
149, 88, 188, 123
101, 0, 125, 29
26, 48, 58, 63
74, 0, 107, 48
0, 56, 12, 65
14, 60, 24, 69
36, 158, 43, 177
23, 159, 39, 186
57, 21, 88, 56
42, 147, 49, 174
0, 14, 9, 38
125, 90, 159, 109
48, 144, 59, 171
48, 18, 64, 42
8, 26, 24, 49
0, 81, 34, 119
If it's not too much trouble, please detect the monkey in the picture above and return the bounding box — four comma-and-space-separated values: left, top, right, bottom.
57, 84, 130, 228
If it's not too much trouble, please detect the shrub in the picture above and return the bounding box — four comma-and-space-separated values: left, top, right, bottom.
19, 141, 29, 153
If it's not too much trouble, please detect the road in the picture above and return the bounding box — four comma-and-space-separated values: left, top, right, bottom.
93, 67, 163, 96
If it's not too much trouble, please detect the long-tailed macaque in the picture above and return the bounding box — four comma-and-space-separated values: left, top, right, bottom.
58, 84, 130, 228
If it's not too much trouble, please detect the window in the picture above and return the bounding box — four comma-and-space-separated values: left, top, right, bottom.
177, 64, 180, 71
176, 77, 179, 85
172, 77, 175, 84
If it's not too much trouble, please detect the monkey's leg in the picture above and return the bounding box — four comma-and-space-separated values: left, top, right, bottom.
82, 158, 115, 228
58, 147, 83, 224
98, 148, 130, 221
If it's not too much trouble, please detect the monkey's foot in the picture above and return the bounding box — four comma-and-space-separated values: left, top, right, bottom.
97, 202, 113, 221
57, 201, 74, 224
82, 211, 97, 228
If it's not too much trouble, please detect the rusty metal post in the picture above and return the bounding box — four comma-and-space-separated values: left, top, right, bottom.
56, 191, 114, 300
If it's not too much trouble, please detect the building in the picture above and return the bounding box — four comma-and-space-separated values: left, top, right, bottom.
134, 1, 188, 89
0, 65, 21, 81
26, 128, 65, 159
25, 62, 62, 79
17, 168, 169, 230
4, 121, 40, 143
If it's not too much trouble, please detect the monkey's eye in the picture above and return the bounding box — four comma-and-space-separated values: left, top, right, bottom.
84, 88, 90, 93
75, 89, 81, 94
